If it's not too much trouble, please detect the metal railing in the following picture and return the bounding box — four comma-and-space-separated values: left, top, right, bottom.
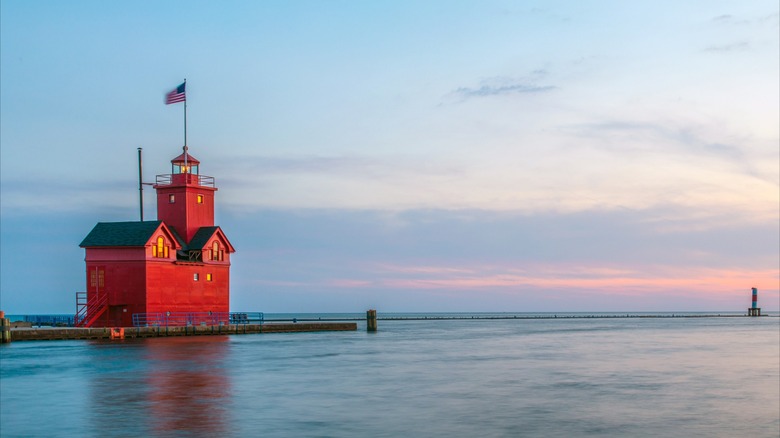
75, 291, 109, 327
22, 315, 75, 327
155, 174, 215, 187
132, 312, 263, 327
228, 313, 264, 324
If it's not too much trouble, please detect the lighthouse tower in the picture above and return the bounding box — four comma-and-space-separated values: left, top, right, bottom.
748, 287, 761, 316
154, 147, 217, 243
78, 147, 235, 327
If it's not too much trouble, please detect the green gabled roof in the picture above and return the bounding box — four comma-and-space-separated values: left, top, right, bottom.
80, 221, 163, 247
187, 226, 235, 252
187, 226, 220, 250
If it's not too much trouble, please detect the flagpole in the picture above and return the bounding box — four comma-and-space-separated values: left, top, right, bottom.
183, 78, 188, 172
138, 147, 144, 221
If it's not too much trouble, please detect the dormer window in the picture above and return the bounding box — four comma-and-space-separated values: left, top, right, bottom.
152, 236, 169, 258
211, 241, 224, 261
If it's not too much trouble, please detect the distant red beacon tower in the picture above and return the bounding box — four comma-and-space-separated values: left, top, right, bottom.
77, 148, 235, 327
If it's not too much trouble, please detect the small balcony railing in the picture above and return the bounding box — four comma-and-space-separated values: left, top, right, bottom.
155, 174, 215, 187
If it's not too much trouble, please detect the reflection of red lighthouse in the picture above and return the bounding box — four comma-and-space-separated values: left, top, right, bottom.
87, 337, 230, 435
145, 337, 230, 435
748, 287, 761, 316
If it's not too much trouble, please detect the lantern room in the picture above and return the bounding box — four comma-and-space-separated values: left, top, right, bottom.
166, 147, 203, 186
172, 147, 199, 173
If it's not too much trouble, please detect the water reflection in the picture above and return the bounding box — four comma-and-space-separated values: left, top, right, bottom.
89, 336, 231, 437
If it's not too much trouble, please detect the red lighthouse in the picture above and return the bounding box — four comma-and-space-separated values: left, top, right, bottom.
77, 148, 235, 327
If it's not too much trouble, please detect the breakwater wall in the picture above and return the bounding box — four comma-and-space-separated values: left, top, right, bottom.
9, 322, 356, 342
379, 314, 764, 320
264, 313, 770, 323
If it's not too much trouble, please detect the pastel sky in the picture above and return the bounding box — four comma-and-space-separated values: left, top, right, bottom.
1, 0, 778, 313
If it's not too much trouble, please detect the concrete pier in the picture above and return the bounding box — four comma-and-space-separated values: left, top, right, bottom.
8, 322, 357, 342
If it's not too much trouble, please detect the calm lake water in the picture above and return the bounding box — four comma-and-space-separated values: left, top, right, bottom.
1, 314, 778, 437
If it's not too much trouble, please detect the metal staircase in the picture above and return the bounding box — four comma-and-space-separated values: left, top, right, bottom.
75, 292, 109, 327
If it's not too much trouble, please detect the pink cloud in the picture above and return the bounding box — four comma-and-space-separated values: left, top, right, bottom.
330, 262, 779, 300
326, 279, 375, 288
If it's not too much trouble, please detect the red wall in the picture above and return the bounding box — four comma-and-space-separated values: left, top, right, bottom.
86, 259, 147, 327
86, 246, 230, 327
86, 247, 147, 261
146, 262, 230, 314
156, 185, 217, 243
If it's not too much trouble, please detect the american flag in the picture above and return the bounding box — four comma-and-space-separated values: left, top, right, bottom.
165, 82, 186, 105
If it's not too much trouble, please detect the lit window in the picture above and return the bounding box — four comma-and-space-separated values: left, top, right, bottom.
197, 194, 203, 204
206, 273, 212, 281
194, 273, 199, 281
154, 236, 168, 259
169, 194, 175, 203
212, 242, 220, 261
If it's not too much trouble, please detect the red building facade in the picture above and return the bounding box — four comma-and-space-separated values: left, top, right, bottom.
78, 149, 235, 327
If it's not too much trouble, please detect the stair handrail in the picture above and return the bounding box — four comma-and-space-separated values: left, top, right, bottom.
75, 292, 109, 327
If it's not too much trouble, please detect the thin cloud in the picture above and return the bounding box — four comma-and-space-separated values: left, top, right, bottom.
703, 41, 750, 52
710, 12, 779, 26
0, 177, 140, 215
453, 83, 556, 99
565, 119, 747, 162
704, 11, 777, 52
215, 153, 464, 181
446, 74, 557, 102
